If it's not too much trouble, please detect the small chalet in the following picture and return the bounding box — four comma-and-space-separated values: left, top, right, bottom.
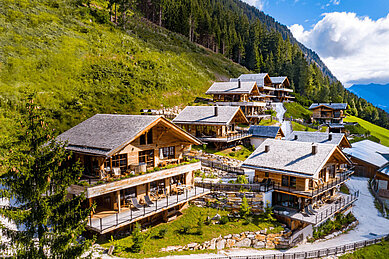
285, 131, 351, 149
242, 139, 356, 230
172, 106, 250, 149
231, 73, 276, 102
205, 80, 267, 123
344, 140, 389, 198
58, 114, 208, 234
308, 103, 348, 129
248, 125, 285, 148
270, 76, 294, 102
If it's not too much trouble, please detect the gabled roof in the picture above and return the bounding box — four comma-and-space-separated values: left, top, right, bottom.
230, 73, 271, 87
172, 106, 248, 126
249, 126, 284, 138
242, 139, 350, 177
379, 163, 389, 178
285, 131, 351, 148
309, 103, 348, 110
270, 76, 288, 85
57, 114, 201, 157
343, 140, 389, 168
205, 81, 258, 95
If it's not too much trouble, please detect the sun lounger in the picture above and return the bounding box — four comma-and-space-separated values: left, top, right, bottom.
144, 195, 154, 206
304, 206, 313, 216
308, 204, 317, 214
131, 197, 143, 210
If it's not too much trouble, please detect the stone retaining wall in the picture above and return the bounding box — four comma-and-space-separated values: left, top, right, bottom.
191, 191, 265, 213
160, 228, 293, 252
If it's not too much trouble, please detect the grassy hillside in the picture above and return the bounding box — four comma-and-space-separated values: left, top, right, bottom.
284, 102, 312, 121
0, 0, 247, 140
340, 240, 389, 259
344, 116, 389, 147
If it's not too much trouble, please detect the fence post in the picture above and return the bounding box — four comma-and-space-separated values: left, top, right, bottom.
116, 212, 118, 226
100, 217, 102, 232
143, 205, 145, 216
156, 198, 158, 211
167, 193, 169, 207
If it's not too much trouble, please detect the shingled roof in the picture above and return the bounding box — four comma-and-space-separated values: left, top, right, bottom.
57, 114, 200, 157
172, 106, 247, 125
309, 103, 348, 110
285, 131, 351, 148
343, 140, 389, 168
205, 81, 257, 95
249, 126, 283, 138
270, 76, 287, 84
242, 139, 349, 177
230, 73, 270, 87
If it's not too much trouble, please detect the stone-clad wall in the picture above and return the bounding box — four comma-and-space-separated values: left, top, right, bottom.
160, 229, 293, 252
191, 191, 265, 213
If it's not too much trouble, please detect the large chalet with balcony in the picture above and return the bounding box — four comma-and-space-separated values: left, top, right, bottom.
309, 103, 348, 133
242, 139, 357, 230
172, 105, 250, 149
58, 114, 209, 234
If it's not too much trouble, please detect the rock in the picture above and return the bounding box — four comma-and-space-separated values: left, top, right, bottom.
216, 239, 226, 250
253, 241, 265, 249
225, 239, 236, 248
247, 234, 256, 239
255, 234, 266, 241
235, 238, 252, 247
212, 214, 221, 220
232, 234, 241, 240
224, 234, 232, 239
164, 245, 182, 252
209, 238, 217, 249
266, 242, 275, 249
260, 229, 267, 234
269, 227, 274, 230
187, 243, 198, 250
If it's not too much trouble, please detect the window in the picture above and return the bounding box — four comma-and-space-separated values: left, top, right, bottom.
159, 146, 175, 160
282, 175, 289, 187
290, 176, 296, 188
105, 154, 127, 171
140, 134, 146, 145
139, 150, 154, 168
265, 171, 269, 178
139, 129, 153, 145
147, 129, 153, 144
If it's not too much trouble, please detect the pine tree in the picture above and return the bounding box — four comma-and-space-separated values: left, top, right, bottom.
0, 96, 93, 258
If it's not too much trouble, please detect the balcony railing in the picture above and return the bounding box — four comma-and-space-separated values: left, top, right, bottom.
87, 185, 210, 233
196, 181, 274, 193
226, 131, 252, 142
273, 169, 354, 197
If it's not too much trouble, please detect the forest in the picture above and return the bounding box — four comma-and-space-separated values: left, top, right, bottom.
99, 0, 389, 129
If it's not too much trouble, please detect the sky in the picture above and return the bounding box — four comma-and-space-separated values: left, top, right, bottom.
241, 0, 389, 87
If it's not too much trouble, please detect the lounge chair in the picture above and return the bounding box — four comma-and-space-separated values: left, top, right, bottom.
144, 195, 154, 206
308, 204, 317, 214
130, 197, 143, 210
304, 206, 313, 216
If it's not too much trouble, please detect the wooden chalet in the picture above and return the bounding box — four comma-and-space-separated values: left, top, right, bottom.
58, 114, 209, 234
172, 106, 250, 149
309, 103, 348, 131
344, 140, 389, 198
248, 125, 285, 148
285, 131, 351, 149
242, 139, 356, 230
270, 76, 294, 102
231, 73, 276, 102
205, 80, 267, 123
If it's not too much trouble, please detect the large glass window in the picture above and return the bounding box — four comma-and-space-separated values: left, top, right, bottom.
105, 154, 127, 171
139, 150, 154, 168
282, 175, 289, 187
159, 146, 175, 160
139, 129, 153, 145
281, 175, 297, 189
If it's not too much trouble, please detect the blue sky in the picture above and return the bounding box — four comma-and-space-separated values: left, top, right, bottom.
242, 0, 389, 87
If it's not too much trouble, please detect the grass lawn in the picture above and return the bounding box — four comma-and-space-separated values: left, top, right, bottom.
192, 145, 254, 161
340, 240, 389, 259
102, 206, 283, 258
291, 122, 317, 132
258, 119, 278, 126
344, 116, 389, 147
284, 102, 312, 121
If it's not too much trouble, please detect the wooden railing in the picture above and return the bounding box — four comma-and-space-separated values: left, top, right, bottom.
196, 181, 274, 193
226, 131, 252, 141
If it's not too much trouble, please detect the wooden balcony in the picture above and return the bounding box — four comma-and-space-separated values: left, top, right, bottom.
214, 101, 266, 107
274, 191, 359, 225
198, 131, 252, 143
273, 169, 354, 198
69, 162, 201, 198
87, 186, 210, 234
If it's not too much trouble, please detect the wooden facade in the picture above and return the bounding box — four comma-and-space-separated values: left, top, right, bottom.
311, 106, 346, 124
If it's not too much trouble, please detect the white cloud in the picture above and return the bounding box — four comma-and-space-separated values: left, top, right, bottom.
289, 12, 389, 87
242, 0, 266, 11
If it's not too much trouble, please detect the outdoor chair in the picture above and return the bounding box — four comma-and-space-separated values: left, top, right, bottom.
308, 204, 317, 214
130, 197, 144, 210
304, 206, 312, 216
144, 195, 154, 206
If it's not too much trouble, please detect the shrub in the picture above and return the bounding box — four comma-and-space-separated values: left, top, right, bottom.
239, 196, 251, 219
236, 175, 248, 184
130, 223, 148, 253
155, 228, 167, 239
219, 215, 229, 225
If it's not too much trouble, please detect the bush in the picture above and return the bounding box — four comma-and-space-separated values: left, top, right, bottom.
219, 215, 229, 225
155, 228, 167, 239
130, 223, 148, 253
239, 196, 251, 219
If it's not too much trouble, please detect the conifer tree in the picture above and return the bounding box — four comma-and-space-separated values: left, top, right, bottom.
0, 96, 93, 258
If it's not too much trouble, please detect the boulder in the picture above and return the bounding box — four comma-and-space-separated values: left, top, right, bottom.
209, 238, 217, 250
252, 241, 265, 249
187, 243, 198, 250
266, 242, 275, 249
163, 245, 182, 252
246, 234, 256, 239
224, 234, 232, 239
212, 214, 221, 220
234, 238, 252, 248
255, 234, 266, 241
225, 239, 236, 248
216, 239, 226, 250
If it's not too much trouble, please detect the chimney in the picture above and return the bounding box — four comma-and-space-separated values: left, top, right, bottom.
265, 145, 270, 153
294, 135, 298, 140
312, 145, 318, 155
214, 105, 218, 116
328, 133, 333, 141
238, 79, 241, 88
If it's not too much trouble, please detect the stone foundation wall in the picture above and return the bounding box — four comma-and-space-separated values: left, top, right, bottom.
191, 191, 265, 213
160, 228, 293, 252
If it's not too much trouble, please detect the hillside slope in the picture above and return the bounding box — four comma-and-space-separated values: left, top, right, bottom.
0, 0, 248, 139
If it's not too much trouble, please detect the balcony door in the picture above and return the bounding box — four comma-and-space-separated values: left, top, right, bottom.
139, 150, 154, 168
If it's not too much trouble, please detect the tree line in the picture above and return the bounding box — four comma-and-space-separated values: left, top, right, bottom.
84, 0, 389, 129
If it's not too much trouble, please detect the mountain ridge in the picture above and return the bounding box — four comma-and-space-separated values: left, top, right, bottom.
349, 83, 389, 113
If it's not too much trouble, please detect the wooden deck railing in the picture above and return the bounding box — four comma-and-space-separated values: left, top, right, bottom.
196, 181, 274, 193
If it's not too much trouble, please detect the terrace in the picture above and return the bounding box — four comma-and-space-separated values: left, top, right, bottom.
274, 191, 359, 225
273, 169, 354, 198
87, 185, 211, 234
